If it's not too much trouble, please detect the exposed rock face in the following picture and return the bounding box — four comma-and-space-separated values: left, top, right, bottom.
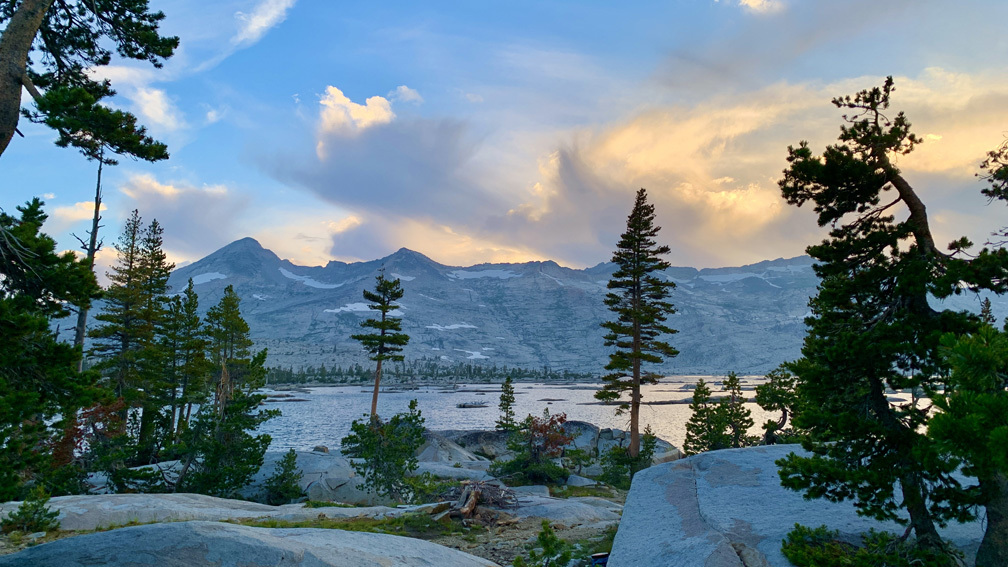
242, 449, 387, 506
0, 521, 500, 567
78, 238, 835, 375
608, 445, 985, 567
440, 420, 679, 477
0, 493, 398, 532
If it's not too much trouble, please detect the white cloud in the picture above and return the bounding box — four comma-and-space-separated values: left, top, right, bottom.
316, 86, 396, 157
390, 85, 424, 104
52, 201, 107, 224
116, 174, 246, 262
133, 87, 188, 132
234, 0, 297, 46
738, 0, 784, 14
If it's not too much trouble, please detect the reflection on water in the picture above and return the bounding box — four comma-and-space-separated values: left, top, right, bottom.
259, 379, 778, 452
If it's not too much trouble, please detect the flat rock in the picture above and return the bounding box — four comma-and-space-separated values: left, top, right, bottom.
608, 445, 985, 567
565, 474, 597, 487
512, 494, 622, 526
0, 493, 398, 532
416, 462, 494, 481
0, 520, 499, 567
419, 431, 490, 463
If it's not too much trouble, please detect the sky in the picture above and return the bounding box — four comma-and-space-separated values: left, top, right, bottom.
3, 0, 1008, 274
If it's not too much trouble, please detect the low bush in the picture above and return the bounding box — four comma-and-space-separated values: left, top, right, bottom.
263, 448, 304, 505
513, 520, 573, 567
341, 400, 425, 503
781, 524, 960, 567
489, 409, 572, 485
1, 486, 60, 534
599, 427, 657, 489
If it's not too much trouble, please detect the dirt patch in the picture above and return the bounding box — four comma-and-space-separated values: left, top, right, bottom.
430, 516, 616, 566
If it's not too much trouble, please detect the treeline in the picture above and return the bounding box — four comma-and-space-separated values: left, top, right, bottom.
1, 206, 274, 501
266, 358, 595, 385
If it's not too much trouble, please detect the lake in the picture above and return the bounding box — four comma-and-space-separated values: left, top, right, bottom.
258, 377, 780, 452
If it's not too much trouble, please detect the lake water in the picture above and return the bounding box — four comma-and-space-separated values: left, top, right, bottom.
258, 378, 780, 452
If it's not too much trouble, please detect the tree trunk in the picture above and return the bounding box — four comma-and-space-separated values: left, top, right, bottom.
629, 321, 641, 458
370, 359, 383, 418
977, 473, 1008, 567
901, 469, 944, 553
74, 160, 103, 371
0, 0, 54, 157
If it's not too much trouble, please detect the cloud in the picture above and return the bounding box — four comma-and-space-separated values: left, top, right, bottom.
738, 0, 784, 14
133, 87, 188, 132
263, 62, 1008, 270
252, 211, 363, 266
116, 174, 248, 261
234, 0, 297, 46
390, 85, 424, 104
278, 114, 495, 219
316, 87, 396, 157
47, 200, 108, 238
323, 214, 551, 267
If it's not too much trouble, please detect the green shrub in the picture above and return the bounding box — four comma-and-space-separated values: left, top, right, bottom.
405, 472, 459, 504
490, 409, 572, 485
1, 486, 60, 534
263, 448, 304, 505
513, 520, 573, 567
781, 524, 960, 567
341, 400, 425, 503
599, 427, 657, 489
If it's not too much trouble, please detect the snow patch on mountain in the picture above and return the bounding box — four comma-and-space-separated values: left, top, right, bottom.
427, 323, 477, 331
325, 302, 371, 313
191, 272, 226, 285
447, 269, 521, 280
391, 272, 415, 281
279, 268, 342, 289
543, 273, 565, 286
699, 272, 762, 283
325, 302, 403, 316
456, 349, 489, 360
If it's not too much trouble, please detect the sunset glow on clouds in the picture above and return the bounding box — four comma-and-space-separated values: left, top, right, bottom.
4, 0, 1008, 270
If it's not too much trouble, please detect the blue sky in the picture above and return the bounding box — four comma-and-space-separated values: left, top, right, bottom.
3, 0, 1008, 273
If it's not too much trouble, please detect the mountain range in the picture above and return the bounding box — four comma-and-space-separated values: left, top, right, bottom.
70, 237, 995, 377
155, 238, 823, 375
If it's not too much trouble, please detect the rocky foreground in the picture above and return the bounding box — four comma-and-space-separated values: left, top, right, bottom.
0, 421, 658, 566
3, 440, 994, 566
609, 445, 986, 567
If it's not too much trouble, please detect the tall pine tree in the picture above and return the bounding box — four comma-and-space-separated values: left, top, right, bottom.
776, 77, 1008, 559
595, 188, 677, 457
351, 270, 410, 418
89, 211, 173, 465
0, 199, 100, 499
176, 285, 275, 497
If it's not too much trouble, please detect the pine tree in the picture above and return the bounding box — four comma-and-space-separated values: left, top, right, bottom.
90, 210, 146, 409
497, 376, 517, 430
775, 77, 1008, 558
135, 218, 173, 460
683, 378, 728, 455
595, 188, 678, 457
89, 211, 173, 464
930, 326, 1008, 567
0, 0, 178, 158
755, 364, 800, 445
0, 199, 100, 500
176, 286, 276, 497
160, 279, 210, 439
719, 372, 753, 449
351, 270, 410, 418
